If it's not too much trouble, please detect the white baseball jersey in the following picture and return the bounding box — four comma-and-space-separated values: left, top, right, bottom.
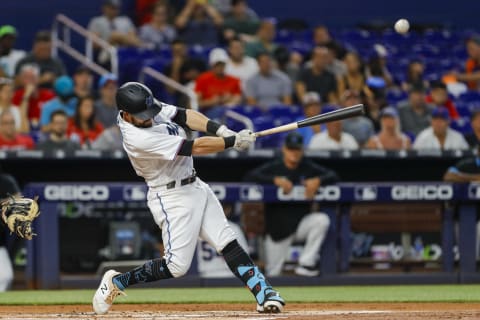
117, 103, 237, 278
196, 222, 248, 278
117, 103, 194, 187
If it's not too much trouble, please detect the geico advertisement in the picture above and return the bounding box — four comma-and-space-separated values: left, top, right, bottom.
390, 184, 453, 200
44, 185, 110, 201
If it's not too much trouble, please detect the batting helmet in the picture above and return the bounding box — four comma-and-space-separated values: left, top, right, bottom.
116, 82, 162, 120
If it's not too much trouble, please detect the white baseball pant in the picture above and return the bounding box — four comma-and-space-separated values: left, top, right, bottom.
264, 212, 330, 276
0, 247, 13, 291
147, 179, 237, 278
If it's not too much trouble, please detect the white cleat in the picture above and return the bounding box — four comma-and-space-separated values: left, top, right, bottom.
92, 269, 126, 314
256, 299, 284, 313
256, 290, 285, 313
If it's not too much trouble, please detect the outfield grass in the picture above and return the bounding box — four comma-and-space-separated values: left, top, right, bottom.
1, 285, 480, 305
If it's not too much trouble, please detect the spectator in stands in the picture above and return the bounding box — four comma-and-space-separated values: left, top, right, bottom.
244, 132, 338, 276
324, 42, 347, 78
413, 107, 469, 150
39, 76, 77, 132
12, 64, 55, 125
88, 0, 141, 49
402, 60, 428, 93
164, 39, 206, 107
244, 19, 277, 58
337, 52, 365, 98
67, 96, 104, 147
308, 105, 359, 150
175, 0, 223, 47
225, 37, 258, 89
210, 0, 258, 17
274, 46, 302, 85
0, 25, 26, 78
245, 52, 292, 110
73, 66, 93, 99
296, 46, 337, 104
366, 45, 393, 87
297, 92, 323, 146
0, 78, 28, 134
398, 84, 434, 136
91, 125, 123, 151
451, 35, 480, 91
95, 74, 118, 128
426, 80, 459, 120
223, 0, 259, 42
14, 31, 66, 88
312, 25, 346, 59
164, 38, 206, 85
363, 77, 388, 131
365, 107, 411, 150
195, 48, 241, 116
0, 110, 34, 150
465, 108, 480, 148
36, 110, 80, 153
341, 90, 374, 146
139, 2, 176, 49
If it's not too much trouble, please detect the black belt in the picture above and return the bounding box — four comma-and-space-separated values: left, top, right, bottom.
166, 174, 196, 190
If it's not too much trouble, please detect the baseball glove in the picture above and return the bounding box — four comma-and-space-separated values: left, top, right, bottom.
1, 196, 40, 240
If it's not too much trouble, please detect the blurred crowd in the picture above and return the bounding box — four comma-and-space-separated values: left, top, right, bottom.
0, 0, 480, 152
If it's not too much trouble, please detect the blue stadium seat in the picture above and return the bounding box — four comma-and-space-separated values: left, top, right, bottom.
268, 105, 303, 119
231, 105, 263, 119
451, 117, 471, 134
459, 91, 480, 103
386, 89, 408, 105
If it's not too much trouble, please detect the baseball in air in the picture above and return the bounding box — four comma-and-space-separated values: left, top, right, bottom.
394, 19, 410, 34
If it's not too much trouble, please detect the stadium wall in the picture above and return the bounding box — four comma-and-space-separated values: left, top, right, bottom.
1, 0, 479, 52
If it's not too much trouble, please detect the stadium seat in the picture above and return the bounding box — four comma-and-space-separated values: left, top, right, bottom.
450, 117, 471, 134
459, 91, 480, 103
268, 105, 303, 120
231, 105, 263, 119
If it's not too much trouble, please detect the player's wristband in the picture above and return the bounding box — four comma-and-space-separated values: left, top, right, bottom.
223, 136, 236, 149
206, 120, 222, 135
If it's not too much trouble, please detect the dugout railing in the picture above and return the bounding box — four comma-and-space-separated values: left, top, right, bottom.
21, 182, 479, 289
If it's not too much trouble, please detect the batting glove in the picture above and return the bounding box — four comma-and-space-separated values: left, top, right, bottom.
234, 129, 256, 151
216, 125, 237, 138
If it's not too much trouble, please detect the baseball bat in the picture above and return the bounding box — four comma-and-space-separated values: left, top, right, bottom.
254, 104, 365, 137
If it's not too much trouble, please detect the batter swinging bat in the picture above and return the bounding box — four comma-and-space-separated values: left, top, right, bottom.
254, 104, 365, 137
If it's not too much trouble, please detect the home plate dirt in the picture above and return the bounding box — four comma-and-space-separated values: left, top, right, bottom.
1, 303, 480, 319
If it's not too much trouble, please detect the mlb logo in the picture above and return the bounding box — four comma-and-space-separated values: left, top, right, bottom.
468, 183, 480, 199
354, 186, 377, 201
123, 185, 147, 201
240, 186, 264, 201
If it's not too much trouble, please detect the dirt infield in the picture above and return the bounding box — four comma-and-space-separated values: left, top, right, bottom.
1, 303, 480, 319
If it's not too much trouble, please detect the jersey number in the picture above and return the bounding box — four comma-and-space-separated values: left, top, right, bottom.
201, 241, 221, 261
166, 123, 180, 136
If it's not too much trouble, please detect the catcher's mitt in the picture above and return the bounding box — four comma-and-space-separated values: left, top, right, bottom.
1, 196, 40, 240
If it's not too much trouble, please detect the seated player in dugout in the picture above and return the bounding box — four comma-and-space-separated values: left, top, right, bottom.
244, 132, 339, 276
443, 144, 480, 183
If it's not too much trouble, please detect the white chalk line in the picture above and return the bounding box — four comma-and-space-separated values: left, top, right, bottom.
0, 309, 394, 320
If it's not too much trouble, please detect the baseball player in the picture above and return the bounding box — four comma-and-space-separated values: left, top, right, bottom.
92, 82, 285, 314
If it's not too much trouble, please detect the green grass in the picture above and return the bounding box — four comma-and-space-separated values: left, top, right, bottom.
1, 285, 480, 305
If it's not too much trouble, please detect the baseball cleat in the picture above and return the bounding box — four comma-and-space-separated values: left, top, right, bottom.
294, 265, 320, 277
92, 269, 126, 314
256, 289, 285, 313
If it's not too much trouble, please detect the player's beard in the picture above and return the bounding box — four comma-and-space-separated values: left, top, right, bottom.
133, 118, 153, 128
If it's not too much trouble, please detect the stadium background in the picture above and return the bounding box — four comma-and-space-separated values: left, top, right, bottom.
1, 0, 480, 318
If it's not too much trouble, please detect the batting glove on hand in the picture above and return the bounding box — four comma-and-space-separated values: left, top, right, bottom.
216, 125, 236, 138
234, 129, 256, 151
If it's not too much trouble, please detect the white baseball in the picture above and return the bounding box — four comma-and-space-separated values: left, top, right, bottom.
394, 19, 410, 34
